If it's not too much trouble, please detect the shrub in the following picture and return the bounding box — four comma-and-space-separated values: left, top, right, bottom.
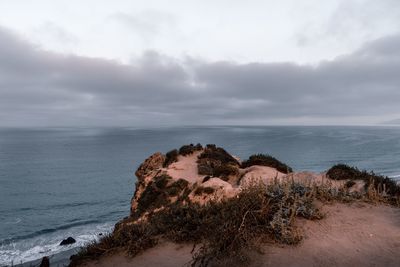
166, 179, 190, 196
327, 164, 400, 198
197, 144, 240, 178
154, 174, 172, 189
163, 149, 179, 167
213, 164, 239, 179
179, 143, 203, 156
135, 181, 167, 215
194, 186, 215, 195
70, 181, 324, 267
198, 145, 239, 165
242, 154, 293, 174
345, 180, 356, 188
202, 176, 211, 183
135, 175, 189, 216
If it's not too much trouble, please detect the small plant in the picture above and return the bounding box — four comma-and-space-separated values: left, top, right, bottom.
179, 144, 203, 156
327, 164, 400, 200
194, 186, 215, 195
197, 144, 240, 178
213, 163, 239, 180
202, 176, 211, 183
135, 174, 189, 216
163, 149, 179, 167
241, 154, 293, 174
154, 174, 172, 188
344, 180, 356, 188
198, 145, 239, 163
166, 179, 190, 196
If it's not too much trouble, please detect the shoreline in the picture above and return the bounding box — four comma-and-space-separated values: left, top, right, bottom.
13, 248, 76, 267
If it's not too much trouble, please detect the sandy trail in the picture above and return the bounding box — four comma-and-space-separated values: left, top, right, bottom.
80, 203, 400, 267
259, 202, 400, 267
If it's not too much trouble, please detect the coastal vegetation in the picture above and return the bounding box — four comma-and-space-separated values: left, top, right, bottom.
327, 164, 400, 204
197, 144, 240, 179
70, 145, 400, 267
179, 143, 203, 156
71, 177, 399, 266
163, 149, 179, 167
241, 154, 293, 173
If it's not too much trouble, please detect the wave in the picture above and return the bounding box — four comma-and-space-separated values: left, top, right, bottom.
0, 219, 102, 246
2, 200, 107, 214
389, 175, 400, 184
0, 222, 113, 266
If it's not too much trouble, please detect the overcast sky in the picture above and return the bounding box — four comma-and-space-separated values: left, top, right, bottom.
1, 0, 400, 126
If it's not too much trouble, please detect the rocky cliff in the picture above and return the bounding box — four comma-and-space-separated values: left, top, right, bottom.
130, 144, 294, 219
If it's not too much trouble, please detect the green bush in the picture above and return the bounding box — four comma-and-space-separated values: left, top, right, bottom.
242, 154, 293, 174
198, 145, 239, 165
194, 186, 215, 195
179, 143, 203, 156
197, 144, 240, 178
135, 175, 189, 217
163, 149, 179, 167
327, 164, 400, 197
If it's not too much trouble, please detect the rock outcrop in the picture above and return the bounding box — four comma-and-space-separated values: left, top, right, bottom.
129, 144, 361, 220
60, 237, 76, 246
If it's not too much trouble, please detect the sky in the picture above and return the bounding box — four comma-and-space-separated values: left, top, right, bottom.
0, 0, 400, 126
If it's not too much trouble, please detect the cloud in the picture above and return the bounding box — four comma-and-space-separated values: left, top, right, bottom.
108, 10, 177, 44
295, 0, 400, 48
32, 22, 79, 46
0, 26, 400, 127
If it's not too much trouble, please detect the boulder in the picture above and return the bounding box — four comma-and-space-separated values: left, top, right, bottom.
39, 256, 49, 267
135, 152, 166, 179
60, 237, 76, 245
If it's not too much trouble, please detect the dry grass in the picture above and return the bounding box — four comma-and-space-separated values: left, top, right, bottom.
327, 164, 400, 205
70, 180, 326, 267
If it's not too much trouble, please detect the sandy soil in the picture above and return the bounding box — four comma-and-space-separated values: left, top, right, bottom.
240, 165, 286, 186
258, 202, 400, 267
79, 202, 400, 267
166, 151, 205, 183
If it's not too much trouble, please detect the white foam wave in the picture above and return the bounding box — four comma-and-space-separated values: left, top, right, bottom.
0, 222, 113, 266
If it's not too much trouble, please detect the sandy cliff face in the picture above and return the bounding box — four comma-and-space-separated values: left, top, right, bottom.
130, 145, 284, 217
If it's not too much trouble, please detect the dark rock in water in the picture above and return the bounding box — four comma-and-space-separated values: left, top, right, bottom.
39, 256, 50, 267
99, 233, 103, 236
60, 237, 76, 245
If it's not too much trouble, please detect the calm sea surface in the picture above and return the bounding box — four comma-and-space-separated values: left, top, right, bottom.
1, 126, 400, 265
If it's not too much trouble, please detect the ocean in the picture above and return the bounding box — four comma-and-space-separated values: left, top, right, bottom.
1, 126, 400, 265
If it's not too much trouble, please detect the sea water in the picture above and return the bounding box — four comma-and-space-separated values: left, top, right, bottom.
1, 126, 400, 265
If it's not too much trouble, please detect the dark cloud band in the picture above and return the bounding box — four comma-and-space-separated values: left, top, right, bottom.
0, 26, 399, 126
